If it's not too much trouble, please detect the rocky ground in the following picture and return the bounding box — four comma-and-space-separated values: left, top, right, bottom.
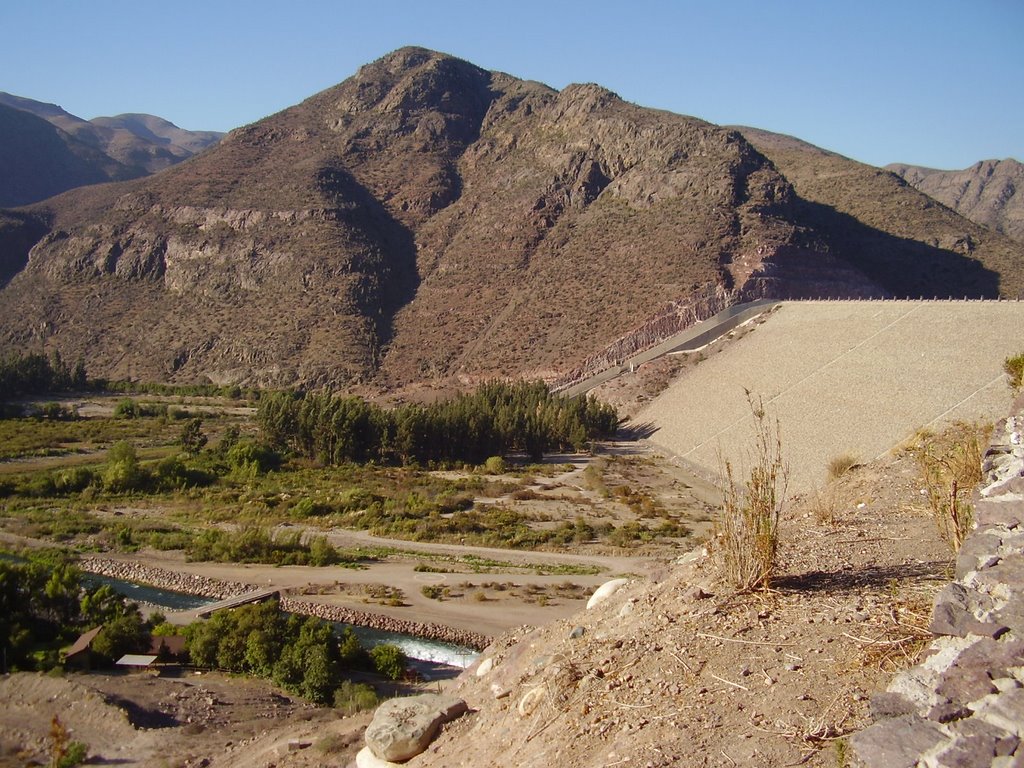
408, 452, 954, 768
0, 668, 373, 768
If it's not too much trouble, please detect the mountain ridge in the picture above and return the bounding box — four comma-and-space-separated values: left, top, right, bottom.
0, 91, 223, 206
1, 47, 1021, 392
886, 158, 1023, 244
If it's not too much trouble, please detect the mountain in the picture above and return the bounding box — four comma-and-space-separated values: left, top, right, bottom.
0, 92, 223, 206
0, 102, 143, 208
1, 48, 1022, 391
886, 159, 1023, 244
733, 128, 1024, 300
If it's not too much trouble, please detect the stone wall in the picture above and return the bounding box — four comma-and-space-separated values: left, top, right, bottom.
851, 407, 1024, 767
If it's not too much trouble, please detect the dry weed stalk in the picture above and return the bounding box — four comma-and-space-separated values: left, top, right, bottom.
914, 422, 987, 552
715, 392, 788, 592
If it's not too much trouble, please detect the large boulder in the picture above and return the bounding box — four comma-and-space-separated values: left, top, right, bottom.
364, 693, 468, 762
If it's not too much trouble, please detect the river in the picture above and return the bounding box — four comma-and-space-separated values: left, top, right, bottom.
86, 571, 478, 668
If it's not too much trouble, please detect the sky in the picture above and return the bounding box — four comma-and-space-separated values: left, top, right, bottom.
2, 0, 1021, 170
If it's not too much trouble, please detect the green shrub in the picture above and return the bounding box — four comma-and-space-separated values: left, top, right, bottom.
482, 456, 507, 474
369, 644, 407, 680
333, 680, 379, 715
113, 398, 140, 419
227, 439, 279, 475
103, 441, 147, 493
53, 467, 95, 494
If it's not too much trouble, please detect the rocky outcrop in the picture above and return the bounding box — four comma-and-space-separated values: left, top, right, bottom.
78, 557, 489, 650
852, 409, 1024, 767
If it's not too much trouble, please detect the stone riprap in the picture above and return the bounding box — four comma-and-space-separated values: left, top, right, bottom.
852, 407, 1024, 767
78, 557, 489, 650
79, 556, 247, 600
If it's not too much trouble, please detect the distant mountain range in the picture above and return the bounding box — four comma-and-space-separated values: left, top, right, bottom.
0, 48, 1021, 392
887, 159, 1023, 245
0, 92, 223, 207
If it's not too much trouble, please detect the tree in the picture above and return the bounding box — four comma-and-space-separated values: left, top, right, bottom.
80, 585, 133, 627
91, 612, 147, 662
179, 418, 208, 455
369, 644, 407, 680
103, 441, 146, 492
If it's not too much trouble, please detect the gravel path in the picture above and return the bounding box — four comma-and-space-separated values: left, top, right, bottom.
636, 300, 1024, 492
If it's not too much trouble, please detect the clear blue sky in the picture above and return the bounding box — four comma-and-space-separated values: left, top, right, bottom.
2, 0, 1021, 169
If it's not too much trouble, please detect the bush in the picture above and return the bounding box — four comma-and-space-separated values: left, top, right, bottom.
1005, 353, 1024, 390
914, 422, 987, 552
103, 441, 148, 493
113, 398, 140, 419
482, 456, 506, 475
369, 644, 407, 680
227, 439, 279, 475
179, 418, 208, 455
715, 393, 787, 592
333, 680, 379, 715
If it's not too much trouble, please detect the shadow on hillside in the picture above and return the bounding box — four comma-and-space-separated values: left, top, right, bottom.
99, 691, 179, 729
0, 210, 49, 289
795, 198, 1002, 298
617, 420, 659, 440
775, 559, 949, 594
315, 166, 420, 351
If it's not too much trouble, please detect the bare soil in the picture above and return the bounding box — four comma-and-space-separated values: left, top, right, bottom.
409, 451, 953, 768
0, 668, 372, 768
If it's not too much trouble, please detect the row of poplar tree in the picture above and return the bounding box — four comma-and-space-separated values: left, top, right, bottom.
257, 380, 619, 466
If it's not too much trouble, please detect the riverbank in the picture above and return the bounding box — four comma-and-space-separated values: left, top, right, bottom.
79, 556, 491, 650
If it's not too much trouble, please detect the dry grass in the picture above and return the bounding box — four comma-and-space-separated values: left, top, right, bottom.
827, 452, 860, 481
810, 485, 841, 525
715, 393, 789, 591
912, 421, 989, 552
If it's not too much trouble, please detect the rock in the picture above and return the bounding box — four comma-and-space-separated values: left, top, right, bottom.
356, 745, 402, 768
586, 578, 629, 610
490, 683, 509, 699
682, 585, 713, 601
475, 657, 493, 677
364, 694, 468, 762
517, 686, 546, 717
973, 687, 1024, 737
869, 692, 917, 720
851, 715, 948, 768
569, 626, 585, 639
